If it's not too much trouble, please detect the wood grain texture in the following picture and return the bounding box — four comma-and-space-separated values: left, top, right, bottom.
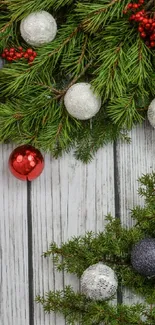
0, 144, 29, 325
31, 146, 115, 325
116, 120, 155, 304
2, 121, 154, 325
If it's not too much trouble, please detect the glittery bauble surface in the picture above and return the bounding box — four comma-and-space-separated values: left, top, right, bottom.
64, 83, 101, 120
81, 262, 118, 300
0, 58, 5, 69
8, 145, 44, 181
131, 238, 155, 277
147, 98, 155, 128
20, 11, 57, 46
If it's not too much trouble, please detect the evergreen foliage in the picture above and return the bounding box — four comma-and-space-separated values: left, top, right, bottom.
0, 0, 154, 161
36, 172, 155, 324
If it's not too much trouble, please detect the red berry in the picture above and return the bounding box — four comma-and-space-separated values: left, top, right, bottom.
9, 50, 15, 55
135, 13, 141, 18
26, 48, 33, 55
135, 14, 141, 21
150, 41, 155, 47
29, 56, 34, 62
15, 52, 21, 58
140, 32, 146, 38
10, 47, 15, 52
143, 18, 148, 24
32, 51, 37, 57
150, 34, 155, 41
7, 57, 13, 61
1, 53, 6, 58
18, 46, 23, 52
138, 10, 144, 15
138, 26, 144, 32
9, 52, 14, 58
145, 24, 151, 29
132, 3, 139, 8
148, 19, 153, 24
129, 14, 136, 21
127, 3, 133, 9
24, 53, 29, 59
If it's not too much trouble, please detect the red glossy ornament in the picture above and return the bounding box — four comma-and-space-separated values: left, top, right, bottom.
8, 145, 44, 181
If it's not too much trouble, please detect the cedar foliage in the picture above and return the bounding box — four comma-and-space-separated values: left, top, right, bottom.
0, 0, 154, 161
36, 172, 155, 324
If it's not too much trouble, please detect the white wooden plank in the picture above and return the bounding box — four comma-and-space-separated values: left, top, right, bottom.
31, 145, 115, 325
0, 144, 29, 325
116, 120, 155, 304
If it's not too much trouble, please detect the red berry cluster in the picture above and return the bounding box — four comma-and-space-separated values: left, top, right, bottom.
124, 0, 155, 48
124, 0, 144, 12
1, 47, 37, 63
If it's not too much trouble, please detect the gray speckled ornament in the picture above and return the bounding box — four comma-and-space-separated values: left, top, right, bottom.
20, 11, 57, 47
81, 262, 118, 301
64, 83, 101, 120
0, 58, 5, 69
147, 99, 155, 128
131, 238, 155, 277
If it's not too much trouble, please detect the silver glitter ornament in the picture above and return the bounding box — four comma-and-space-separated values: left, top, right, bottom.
147, 98, 155, 128
64, 83, 101, 120
81, 262, 118, 300
131, 238, 155, 277
20, 11, 57, 47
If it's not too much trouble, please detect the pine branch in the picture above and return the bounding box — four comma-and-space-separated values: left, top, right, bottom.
36, 286, 155, 324
55, 60, 93, 99
49, 26, 80, 57
0, 0, 154, 160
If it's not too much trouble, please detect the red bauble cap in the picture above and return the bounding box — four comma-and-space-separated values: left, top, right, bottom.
8, 145, 44, 181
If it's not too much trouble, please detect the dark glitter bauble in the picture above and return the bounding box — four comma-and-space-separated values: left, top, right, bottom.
131, 238, 155, 277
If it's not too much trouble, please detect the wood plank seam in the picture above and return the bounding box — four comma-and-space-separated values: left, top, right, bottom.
27, 181, 34, 325
114, 142, 123, 304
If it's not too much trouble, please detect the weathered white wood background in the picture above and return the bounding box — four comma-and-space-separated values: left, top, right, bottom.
0, 120, 155, 325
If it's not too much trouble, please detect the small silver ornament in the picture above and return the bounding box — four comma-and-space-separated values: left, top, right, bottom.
131, 238, 155, 277
147, 98, 155, 128
20, 11, 57, 47
81, 262, 118, 301
64, 83, 101, 120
